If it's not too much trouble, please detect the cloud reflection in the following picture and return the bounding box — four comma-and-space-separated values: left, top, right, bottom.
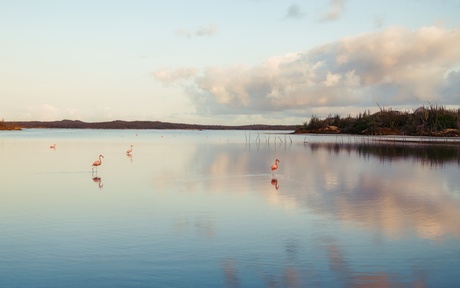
319, 237, 429, 287
299, 143, 460, 240
173, 215, 216, 238
222, 258, 240, 288
145, 139, 458, 286
171, 142, 460, 241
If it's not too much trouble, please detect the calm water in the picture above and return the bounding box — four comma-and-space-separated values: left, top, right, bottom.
1, 129, 459, 287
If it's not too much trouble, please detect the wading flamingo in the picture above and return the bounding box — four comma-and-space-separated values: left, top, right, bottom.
92, 155, 104, 171
50, 144, 56, 149
126, 145, 133, 154
271, 159, 279, 172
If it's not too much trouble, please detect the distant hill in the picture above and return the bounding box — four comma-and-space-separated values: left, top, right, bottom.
5, 119, 299, 131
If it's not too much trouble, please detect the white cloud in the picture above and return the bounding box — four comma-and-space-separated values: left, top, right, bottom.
153, 68, 197, 84
21, 104, 60, 121
323, 72, 342, 87
18, 105, 85, 121
444, 70, 460, 103
285, 3, 305, 19
196, 24, 217, 37
154, 26, 460, 118
176, 24, 217, 38
374, 14, 386, 29
320, 0, 347, 21
175, 28, 192, 38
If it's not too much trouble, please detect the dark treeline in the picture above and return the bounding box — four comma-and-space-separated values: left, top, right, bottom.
2, 119, 298, 131
298, 105, 460, 137
0, 119, 21, 130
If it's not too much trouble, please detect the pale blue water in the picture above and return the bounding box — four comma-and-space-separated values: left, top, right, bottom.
1, 129, 460, 287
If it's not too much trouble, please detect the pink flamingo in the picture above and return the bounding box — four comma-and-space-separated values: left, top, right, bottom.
92, 155, 104, 171
50, 144, 56, 149
126, 145, 133, 154
271, 159, 280, 172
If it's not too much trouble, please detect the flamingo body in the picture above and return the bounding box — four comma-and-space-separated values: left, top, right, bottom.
126, 145, 133, 154
92, 155, 104, 170
50, 144, 56, 149
271, 159, 280, 171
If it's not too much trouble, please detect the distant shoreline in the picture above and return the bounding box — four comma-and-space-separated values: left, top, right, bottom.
2, 118, 459, 138
1, 119, 298, 131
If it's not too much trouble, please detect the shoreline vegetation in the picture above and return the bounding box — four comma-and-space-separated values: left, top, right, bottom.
295, 105, 460, 137
1, 105, 459, 137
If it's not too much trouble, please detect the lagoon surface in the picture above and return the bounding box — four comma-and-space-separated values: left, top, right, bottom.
1, 129, 460, 287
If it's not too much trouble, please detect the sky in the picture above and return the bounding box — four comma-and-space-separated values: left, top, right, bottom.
1, 0, 459, 125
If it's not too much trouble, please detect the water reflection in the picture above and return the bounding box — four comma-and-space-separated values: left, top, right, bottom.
126, 153, 133, 162
308, 142, 460, 166
271, 178, 279, 190
92, 176, 103, 189
1, 130, 459, 287
319, 237, 428, 287
222, 258, 239, 288
300, 143, 460, 240
180, 141, 460, 241
174, 215, 216, 238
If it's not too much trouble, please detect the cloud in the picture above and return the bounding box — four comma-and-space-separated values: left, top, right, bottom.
285, 3, 305, 19
175, 28, 192, 38
196, 24, 217, 37
320, 0, 347, 21
19, 104, 83, 121
153, 67, 197, 84
175, 24, 217, 38
374, 14, 386, 29
443, 70, 460, 103
154, 26, 460, 118
23, 104, 60, 121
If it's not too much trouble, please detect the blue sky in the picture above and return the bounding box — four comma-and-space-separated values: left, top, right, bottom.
1, 0, 459, 125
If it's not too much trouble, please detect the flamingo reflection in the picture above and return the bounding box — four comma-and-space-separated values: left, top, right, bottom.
271, 178, 279, 190
126, 153, 133, 162
92, 176, 103, 189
